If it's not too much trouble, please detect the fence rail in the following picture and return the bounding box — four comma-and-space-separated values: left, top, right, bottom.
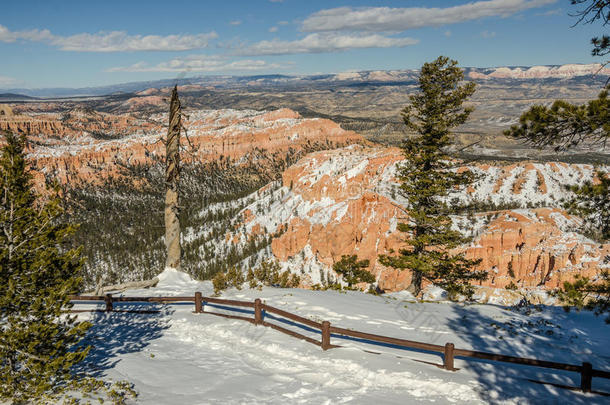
69, 292, 609, 394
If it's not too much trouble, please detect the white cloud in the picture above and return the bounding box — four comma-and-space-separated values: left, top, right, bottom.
107, 55, 293, 73
0, 25, 53, 43
277, 21, 290, 26
481, 30, 496, 38
0, 75, 21, 87
0, 24, 217, 52
234, 33, 418, 56
302, 0, 556, 32
269, 26, 279, 33
536, 8, 562, 16
229, 20, 242, 26
444, 30, 452, 37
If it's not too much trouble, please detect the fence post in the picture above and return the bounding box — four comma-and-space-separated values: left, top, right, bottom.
195, 292, 203, 313
444, 343, 455, 371
104, 294, 113, 312
581, 362, 592, 393
254, 299, 263, 325
321, 321, 331, 350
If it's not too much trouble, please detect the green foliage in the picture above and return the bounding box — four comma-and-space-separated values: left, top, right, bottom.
212, 272, 228, 296
507, 261, 515, 278
552, 271, 610, 323
332, 255, 374, 289
65, 141, 345, 289
226, 266, 245, 289
246, 259, 300, 289
503, 1, 610, 258
504, 88, 610, 151
214, 259, 300, 295
505, 281, 518, 291
0, 132, 88, 401
0, 133, 135, 404
367, 284, 381, 295
564, 169, 610, 242
212, 266, 245, 295
379, 56, 487, 300
571, 0, 609, 57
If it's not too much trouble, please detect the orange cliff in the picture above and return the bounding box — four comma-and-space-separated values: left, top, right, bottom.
2, 107, 363, 188
239, 145, 609, 292
464, 209, 609, 289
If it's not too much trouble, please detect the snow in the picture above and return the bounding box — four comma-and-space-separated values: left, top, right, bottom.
75, 273, 610, 404
27, 107, 325, 159
479, 63, 610, 79
211, 148, 607, 290
157, 267, 195, 286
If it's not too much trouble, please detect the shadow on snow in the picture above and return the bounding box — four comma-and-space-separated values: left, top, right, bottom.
446, 301, 610, 403
74, 303, 172, 378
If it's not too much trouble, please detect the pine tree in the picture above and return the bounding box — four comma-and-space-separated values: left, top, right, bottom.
505, 1, 610, 150
571, 0, 609, 59
504, 2, 610, 317
0, 132, 90, 402
552, 271, 610, 323
504, 88, 609, 151
379, 56, 487, 299
564, 169, 610, 242
332, 255, 374, 289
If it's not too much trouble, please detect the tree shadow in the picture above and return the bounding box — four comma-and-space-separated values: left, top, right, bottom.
75, 303, 173, 378
446, 301, 610, 403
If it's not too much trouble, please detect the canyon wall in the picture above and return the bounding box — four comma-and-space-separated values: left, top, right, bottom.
2, 107, 363, 188
238, 145, 609, 292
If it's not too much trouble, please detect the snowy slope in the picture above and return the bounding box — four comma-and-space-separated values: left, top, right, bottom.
220, 147, 608, 294
468, 63, 610, 79
74, 269, 610, 404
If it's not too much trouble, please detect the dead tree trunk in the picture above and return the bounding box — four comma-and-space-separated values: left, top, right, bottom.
165, 86, 181, 270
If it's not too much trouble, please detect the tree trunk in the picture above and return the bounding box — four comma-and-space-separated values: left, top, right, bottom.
409, 270, 423, 297
165, 86, 181, 270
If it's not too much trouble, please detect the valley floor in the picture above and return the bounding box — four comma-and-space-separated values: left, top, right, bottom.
74, 270, 610, 404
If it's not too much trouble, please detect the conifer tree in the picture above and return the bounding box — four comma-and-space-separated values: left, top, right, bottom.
504, 89, 609, 151
505, 0, 610, 150
565, 169, 610, 241
0, 132, 91, 402
505, 2, 610, 316
379, 56, 487, 299
571, 0, 609, 59
552, 271, 609, 323
332, 255, 373, 288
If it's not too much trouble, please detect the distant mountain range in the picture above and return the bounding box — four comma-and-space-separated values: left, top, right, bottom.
2, 63, 608, 99
0, 93, 38, 101
467, 63, 609, 80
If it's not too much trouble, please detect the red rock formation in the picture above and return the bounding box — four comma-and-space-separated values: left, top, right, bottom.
465, 209, 608, 289
5, 108, 363, 189
241, 145, 609, 292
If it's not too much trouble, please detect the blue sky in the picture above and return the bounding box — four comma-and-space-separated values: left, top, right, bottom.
0, 0, 604, 89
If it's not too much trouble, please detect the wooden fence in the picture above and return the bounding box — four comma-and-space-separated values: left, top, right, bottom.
69, 292, 610, 394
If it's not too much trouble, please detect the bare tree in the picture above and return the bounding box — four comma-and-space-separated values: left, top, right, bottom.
165, 86, 181, 270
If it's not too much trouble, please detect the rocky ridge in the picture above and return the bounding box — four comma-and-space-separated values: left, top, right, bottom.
234, 145, 609, 294
468, 63, 610, 80
4, 107, 362, 188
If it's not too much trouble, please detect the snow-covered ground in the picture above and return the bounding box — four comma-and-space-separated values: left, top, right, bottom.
75, 269, 610, 404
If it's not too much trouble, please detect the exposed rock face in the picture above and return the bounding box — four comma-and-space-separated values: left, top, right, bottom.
0, 113, 66, 135
0, 107, 153, 140
468, 63, 610, 80
0, 105, 14, 116
9, 107, 362, 189
124, 95, 165, 111
239, 145, 609, 292
465, 209, 609, 289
